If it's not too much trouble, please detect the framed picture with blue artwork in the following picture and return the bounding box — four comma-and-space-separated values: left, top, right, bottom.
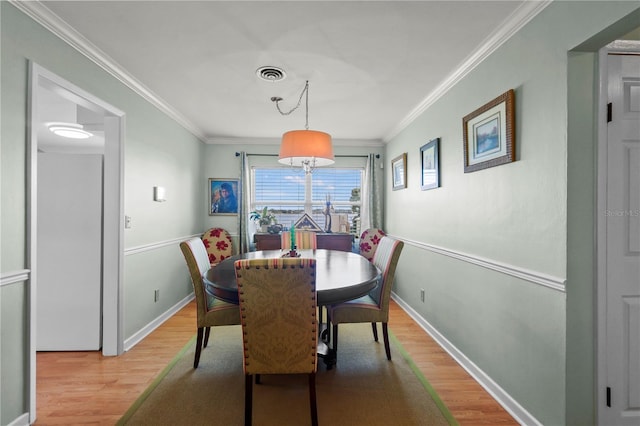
463, 89, 515, 173
209, 178, 240, 215
391, 153, 407, 190
420, 138, 439, 190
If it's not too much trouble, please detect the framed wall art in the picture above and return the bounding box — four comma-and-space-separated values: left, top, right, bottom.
420, 138, 440, 190
462, 89, 515, 173
209, 178, 240, 215
391, 153, 407, 190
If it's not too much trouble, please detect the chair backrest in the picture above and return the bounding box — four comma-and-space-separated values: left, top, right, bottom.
369, 237, 404, 318
180, 237, 212, 326
359, 228, 386, 262
280, 230, 318, 250
234, 258, 317, 375
201, 227, 233, 266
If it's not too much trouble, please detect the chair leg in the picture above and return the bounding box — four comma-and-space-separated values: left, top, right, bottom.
382, 322, 391, 361
371, 322, 378, 341
203, 326, 211, 348
194, 327, 204, 368
332, 323, 339, 362
255, 374, 261, 385
309, 373, 318, 426
245, 375, 253, 426
319, 306, 329, 343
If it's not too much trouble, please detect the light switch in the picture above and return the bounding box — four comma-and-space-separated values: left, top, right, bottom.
125, 215, 132, 229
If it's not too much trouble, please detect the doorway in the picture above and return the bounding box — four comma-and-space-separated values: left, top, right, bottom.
27, 62, 125, 419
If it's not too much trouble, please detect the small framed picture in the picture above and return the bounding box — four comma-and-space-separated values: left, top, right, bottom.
209, 178, 240, 215
420, 138, 440, 190
463, 89, 515, 173
391, 153, 407, 190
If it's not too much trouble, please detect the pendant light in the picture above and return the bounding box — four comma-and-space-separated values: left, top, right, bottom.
272, 80, 334, 173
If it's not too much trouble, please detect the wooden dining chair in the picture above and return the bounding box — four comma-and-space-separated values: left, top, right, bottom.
235, 257, 318, 426
327, 236, 404, 362
201, 227, 233, 267
281, 229, 318, 250
359, 228, 386, 262
180, 237, 240, 368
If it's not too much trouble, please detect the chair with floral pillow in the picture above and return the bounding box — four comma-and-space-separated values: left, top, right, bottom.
201, 227, 233, 267
179, 237, 240, 368
358, 228, 386, 262
328, 236, 404, 363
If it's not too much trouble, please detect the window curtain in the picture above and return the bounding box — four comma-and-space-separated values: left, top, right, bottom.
360, 153, 383, 233
239, 152, 251, 253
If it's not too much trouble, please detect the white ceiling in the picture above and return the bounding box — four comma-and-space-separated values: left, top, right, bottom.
24, 1, 553, 145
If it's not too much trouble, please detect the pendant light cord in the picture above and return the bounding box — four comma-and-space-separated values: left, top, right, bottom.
272, 80, 310, 130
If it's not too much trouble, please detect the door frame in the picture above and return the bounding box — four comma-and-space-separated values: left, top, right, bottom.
27, 62, 125, 421
596, 41, 640, 425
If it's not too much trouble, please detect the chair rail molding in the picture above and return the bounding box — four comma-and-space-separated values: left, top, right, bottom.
125, 234, 202, 256
0, 269, 31, 287
389, 234, 566, 292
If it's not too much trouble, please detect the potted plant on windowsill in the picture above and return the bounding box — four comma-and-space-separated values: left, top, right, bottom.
250, 207, 276, 233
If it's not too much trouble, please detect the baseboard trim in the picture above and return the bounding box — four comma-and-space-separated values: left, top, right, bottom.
392, 292, 542, 426
389, 234, 566, 292
7, 412, 29, 426
124, 294, 195, 351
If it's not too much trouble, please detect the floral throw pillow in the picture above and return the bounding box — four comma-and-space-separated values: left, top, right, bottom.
201, 228, 233, 266
359, 228, 386, 262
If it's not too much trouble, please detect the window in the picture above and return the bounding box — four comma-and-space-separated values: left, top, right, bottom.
252, 167, 363, 235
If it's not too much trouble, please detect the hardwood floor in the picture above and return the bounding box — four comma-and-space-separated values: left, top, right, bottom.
35, 299, 517, 425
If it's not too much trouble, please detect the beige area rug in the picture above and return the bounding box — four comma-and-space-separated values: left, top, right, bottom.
118, 323, 457, 426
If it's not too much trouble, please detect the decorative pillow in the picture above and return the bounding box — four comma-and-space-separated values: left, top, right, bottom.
201, 228, 233, 266
359, 228, 386, 262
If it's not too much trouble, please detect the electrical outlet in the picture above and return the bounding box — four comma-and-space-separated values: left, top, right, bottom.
125, 215, 132, 229
154, 289, 160, 302
420, 288, 425, 302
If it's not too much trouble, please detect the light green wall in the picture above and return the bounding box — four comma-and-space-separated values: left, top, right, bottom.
0, 285, 29, 425
1, 2, 204, 422
566, 49, 598, 426
202, 142, 385, 244
3, 1, 639, 424
384, 2, 639, 425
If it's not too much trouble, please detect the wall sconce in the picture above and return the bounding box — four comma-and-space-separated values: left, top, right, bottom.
154, 186, 166, 202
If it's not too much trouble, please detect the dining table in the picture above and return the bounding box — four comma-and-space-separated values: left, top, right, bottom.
204, 248, 381, 368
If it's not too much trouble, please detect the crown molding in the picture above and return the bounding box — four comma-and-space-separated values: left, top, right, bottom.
206, 136, 384, 148
10, 0, 207, 142
11, 0, 551, 145
606, 39, 640, 52
383, 0, 553, 142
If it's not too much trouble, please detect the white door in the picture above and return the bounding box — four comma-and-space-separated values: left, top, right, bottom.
36, 153, 103, 350
603, 53, 640, 426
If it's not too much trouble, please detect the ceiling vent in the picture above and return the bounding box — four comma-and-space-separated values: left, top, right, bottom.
256, 66, 286, 82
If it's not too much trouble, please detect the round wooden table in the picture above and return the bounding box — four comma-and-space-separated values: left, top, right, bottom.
204, 249, 380, 369
204, 249, 381, 306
